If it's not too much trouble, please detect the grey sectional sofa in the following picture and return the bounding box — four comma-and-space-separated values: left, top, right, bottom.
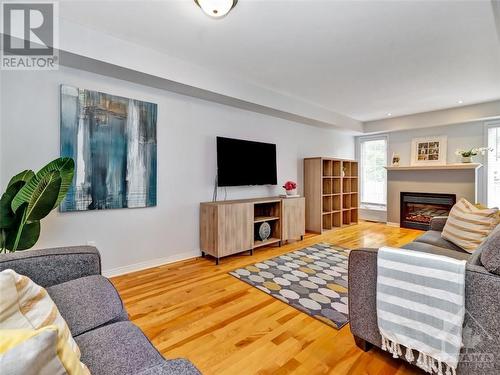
0, 246, 201, 375
348, 217, 500, 374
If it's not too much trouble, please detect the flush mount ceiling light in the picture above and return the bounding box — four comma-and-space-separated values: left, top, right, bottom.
194, 0, 238, 18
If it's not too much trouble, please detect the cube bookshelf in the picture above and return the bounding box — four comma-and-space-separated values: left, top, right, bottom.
304, 157, 359, 233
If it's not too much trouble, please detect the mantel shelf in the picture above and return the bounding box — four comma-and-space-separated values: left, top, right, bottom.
385, 163, 482, 171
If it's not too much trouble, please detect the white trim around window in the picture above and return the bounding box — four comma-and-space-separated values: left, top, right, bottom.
484, 120, 500, 208
356, 134, 389, 208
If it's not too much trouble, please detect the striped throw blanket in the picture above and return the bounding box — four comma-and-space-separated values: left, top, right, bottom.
377, 247, 467, 375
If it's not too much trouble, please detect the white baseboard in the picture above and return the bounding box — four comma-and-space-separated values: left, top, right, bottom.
359, 208, 387, 223
386, 222, 400, 228
103, 250, 200, 277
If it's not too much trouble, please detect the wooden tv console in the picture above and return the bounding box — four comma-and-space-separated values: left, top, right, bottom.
200, 196, 305, 264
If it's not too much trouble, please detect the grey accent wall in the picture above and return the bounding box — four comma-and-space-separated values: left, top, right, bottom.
387, 121, 487, 204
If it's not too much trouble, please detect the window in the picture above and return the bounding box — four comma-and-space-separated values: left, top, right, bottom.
487, 123, 500, 208
359, 137, 387, 206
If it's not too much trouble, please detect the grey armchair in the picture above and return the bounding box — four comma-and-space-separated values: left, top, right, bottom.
0, 246, 201, 375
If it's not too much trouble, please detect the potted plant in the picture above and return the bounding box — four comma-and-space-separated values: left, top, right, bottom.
0, 157, 75, 253
455, 147, 492, 163
282, 181, 297, 196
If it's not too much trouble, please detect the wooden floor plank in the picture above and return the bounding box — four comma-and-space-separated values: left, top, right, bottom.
112, 221, 424, 374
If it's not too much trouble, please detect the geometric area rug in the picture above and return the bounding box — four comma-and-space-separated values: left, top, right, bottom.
229, 243, 350, 329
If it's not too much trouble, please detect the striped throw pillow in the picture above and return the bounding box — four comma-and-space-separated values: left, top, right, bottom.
0, 269, 89, 374
442, 198, 500, 253
0, 326, 88, 375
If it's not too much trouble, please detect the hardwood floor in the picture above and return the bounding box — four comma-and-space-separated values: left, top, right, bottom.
111, 221, 424, 375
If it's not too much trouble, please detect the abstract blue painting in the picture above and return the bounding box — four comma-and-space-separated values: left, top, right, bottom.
60, 85, 157, 211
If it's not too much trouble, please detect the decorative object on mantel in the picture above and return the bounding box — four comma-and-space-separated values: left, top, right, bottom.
0, 157, 75, 252
60, 85, 157, 212
391, 152, 400, 167
282, 181, 297, 196
258, 222, 271, 241
455, 147, 492, 163
410, 136, 447, 166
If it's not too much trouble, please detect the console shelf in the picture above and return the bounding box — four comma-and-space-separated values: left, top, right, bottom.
253, 237, 281, 249
200, 196, 305, 264
254, 216, 280, 223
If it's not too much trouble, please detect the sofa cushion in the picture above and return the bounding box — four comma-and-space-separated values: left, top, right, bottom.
429, 216, 448, 232
480, 224, 500, 275
442, 198, 499, 253
401, 241, 470, 261
74, 321, 165, 375
47, 275, 128, 337
414, 230, 468, 253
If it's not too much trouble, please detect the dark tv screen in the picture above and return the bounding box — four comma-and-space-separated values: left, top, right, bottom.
217, 137, 277, 187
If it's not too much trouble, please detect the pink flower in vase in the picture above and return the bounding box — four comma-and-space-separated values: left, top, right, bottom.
283, 181, 297, 195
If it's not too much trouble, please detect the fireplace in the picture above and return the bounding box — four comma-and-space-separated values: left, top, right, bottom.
400, 192, 456, 230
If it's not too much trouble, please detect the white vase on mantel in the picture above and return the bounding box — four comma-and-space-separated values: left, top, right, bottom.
461, 156, 472, 163
286, 189, 297, 196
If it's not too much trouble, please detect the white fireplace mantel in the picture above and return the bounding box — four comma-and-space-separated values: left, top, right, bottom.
385, 163, 482, 171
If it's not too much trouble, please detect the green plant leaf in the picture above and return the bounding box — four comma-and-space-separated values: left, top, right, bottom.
25, 171, 62, 222
0, 181, 25, 229
7, 170, 35, 188
5, 215, 40, 251
0, 229, 6, 251
11, 157, 74, 213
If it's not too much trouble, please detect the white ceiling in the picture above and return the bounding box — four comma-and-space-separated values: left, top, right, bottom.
60, 0, 500, 122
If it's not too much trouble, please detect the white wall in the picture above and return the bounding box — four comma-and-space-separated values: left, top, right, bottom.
0, 67, 354, 274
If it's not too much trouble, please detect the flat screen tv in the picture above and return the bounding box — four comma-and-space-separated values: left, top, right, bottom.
217, 137, 277, 187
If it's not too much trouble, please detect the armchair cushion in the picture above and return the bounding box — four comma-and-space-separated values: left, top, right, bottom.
75, 321, 165, 375
47, 275, 128, 337
0, 246, 101, 288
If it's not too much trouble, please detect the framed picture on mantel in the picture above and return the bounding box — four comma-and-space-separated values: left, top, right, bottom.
410, 136, 447, 166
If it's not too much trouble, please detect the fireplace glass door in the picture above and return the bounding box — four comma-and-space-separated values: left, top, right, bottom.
400, 192, 456, 230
